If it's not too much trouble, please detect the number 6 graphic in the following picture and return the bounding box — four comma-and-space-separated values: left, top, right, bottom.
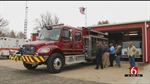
130, 67, 138, 74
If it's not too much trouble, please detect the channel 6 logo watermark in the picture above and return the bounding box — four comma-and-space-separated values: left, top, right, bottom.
124, 66, 143, 77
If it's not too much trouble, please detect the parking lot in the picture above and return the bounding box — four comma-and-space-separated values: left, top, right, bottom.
0, 57, 150, 84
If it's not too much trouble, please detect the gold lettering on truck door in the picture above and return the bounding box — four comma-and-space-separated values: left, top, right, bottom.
76, 44, 81, 48
64, 43, 70, 49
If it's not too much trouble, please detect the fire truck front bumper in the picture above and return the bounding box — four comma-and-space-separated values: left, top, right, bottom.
9, 54, 48, 63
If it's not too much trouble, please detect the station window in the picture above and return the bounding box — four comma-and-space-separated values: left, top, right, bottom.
75, 32, 81, 42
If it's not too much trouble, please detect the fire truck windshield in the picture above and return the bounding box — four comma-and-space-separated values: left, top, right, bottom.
37, 28, 61, 40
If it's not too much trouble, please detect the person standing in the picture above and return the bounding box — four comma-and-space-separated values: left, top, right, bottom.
95, 41, 104, 70
127, 42, 137, 68
116, 45, 122, 68
102, 43, 110, 68
114, 44, 118, 66
109, 43, 115, 67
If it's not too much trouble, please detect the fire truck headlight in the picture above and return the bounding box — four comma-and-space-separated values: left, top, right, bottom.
37, 48, 50, 53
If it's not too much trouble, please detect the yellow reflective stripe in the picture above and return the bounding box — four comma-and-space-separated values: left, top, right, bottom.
11, 56, 14, 60
14, 56, 16, 60
20, 56, 22, 61
25, 56, 29, 62
39, 56, 44, 62
9, 54, 45, 62
22, 56, 26, 62
9, 55, 12, 59
9, 55, 11, 59
29, 56, 34, 62
34, 56, 40, 62
21, 56, 23, 61
10, 57, 13, 60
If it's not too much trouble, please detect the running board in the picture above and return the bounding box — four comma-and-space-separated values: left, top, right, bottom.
65, 54, 86, 65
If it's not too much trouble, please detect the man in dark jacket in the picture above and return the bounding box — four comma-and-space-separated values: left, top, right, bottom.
95, 41, 104, 69
116, 45, 122, 67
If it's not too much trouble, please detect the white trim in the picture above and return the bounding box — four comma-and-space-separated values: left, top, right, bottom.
145, 22, 148, 63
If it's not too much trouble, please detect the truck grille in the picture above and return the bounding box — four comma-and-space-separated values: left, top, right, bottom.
22, 45, 35, 55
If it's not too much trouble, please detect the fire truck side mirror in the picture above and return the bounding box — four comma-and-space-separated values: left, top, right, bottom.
70, 37, 72, 40
69, 29, 72, 40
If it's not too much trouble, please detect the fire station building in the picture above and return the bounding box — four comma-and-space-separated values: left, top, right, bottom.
90, 20, 150, 63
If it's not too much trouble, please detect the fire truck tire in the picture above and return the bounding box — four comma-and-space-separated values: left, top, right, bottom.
23, 62, 38, 70
47, 53, 64, 73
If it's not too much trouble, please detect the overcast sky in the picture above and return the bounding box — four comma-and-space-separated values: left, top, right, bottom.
0, 1, 150, 39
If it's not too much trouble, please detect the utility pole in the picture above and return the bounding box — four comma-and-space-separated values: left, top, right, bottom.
24, 1, 28, 39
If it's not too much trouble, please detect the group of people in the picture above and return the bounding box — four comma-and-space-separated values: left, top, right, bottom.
95, 41, 137, 70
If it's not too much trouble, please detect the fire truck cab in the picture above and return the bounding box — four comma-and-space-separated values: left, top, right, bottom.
9, 24, 108, 73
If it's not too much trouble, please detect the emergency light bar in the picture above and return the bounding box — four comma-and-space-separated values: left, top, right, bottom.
49, 23, 64, 26
46, 23, 64, 30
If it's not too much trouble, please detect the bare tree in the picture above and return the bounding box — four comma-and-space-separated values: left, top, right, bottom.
16, 31, 25, 39
97, 20, 109, 25
0, 31, 5, 37
34, 12, 60, 29
0, 16, 9, 28
0, 15, 9, 37
0, 16, 25, 38
9, 30, 16, 38
53, 15, 59, 25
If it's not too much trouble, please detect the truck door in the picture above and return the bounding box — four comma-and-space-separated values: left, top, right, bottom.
62, 29, 73, 55
73, 30, 83, 54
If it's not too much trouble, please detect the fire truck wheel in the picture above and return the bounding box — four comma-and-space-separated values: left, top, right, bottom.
47, 53, 64, 73
23, 62, 38, 70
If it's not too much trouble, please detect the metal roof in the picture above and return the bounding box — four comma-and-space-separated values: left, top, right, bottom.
86, 19, 150, 28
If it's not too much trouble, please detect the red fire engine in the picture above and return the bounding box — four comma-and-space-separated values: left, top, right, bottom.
9, 24, 108, 73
